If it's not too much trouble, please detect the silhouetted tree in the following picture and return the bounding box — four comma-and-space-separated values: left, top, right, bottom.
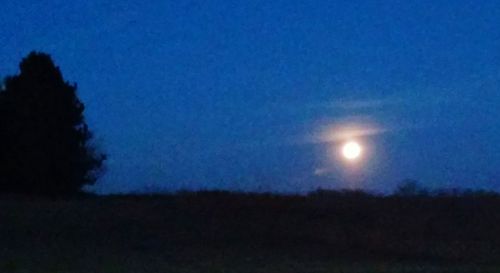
0, 52, 105, 195
393, 179, 428, 197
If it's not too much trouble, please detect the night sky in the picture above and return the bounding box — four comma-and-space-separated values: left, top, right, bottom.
1, 1, 500, 193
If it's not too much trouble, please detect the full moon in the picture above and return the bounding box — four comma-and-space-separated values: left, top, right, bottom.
342, 141, 362, 160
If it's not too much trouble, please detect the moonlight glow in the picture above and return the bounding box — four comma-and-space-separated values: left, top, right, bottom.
342, 141, 362, 160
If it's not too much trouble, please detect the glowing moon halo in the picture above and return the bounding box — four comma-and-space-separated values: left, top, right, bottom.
342, 141, 362, 160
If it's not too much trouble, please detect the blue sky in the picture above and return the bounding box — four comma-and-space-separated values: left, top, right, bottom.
1, 0, 500, 193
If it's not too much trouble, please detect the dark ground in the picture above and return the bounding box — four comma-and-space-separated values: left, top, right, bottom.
1, 190, 500, 272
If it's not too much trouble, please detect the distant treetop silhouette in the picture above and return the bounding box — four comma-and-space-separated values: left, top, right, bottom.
0, 51, 105, 195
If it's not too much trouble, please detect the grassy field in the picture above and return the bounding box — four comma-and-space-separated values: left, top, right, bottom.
1, 191, 500, 272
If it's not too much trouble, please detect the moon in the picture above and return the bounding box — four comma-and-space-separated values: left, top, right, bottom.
342, 141, 362, 160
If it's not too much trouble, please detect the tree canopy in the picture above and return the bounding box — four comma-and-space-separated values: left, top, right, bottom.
0, 51, 105, 195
